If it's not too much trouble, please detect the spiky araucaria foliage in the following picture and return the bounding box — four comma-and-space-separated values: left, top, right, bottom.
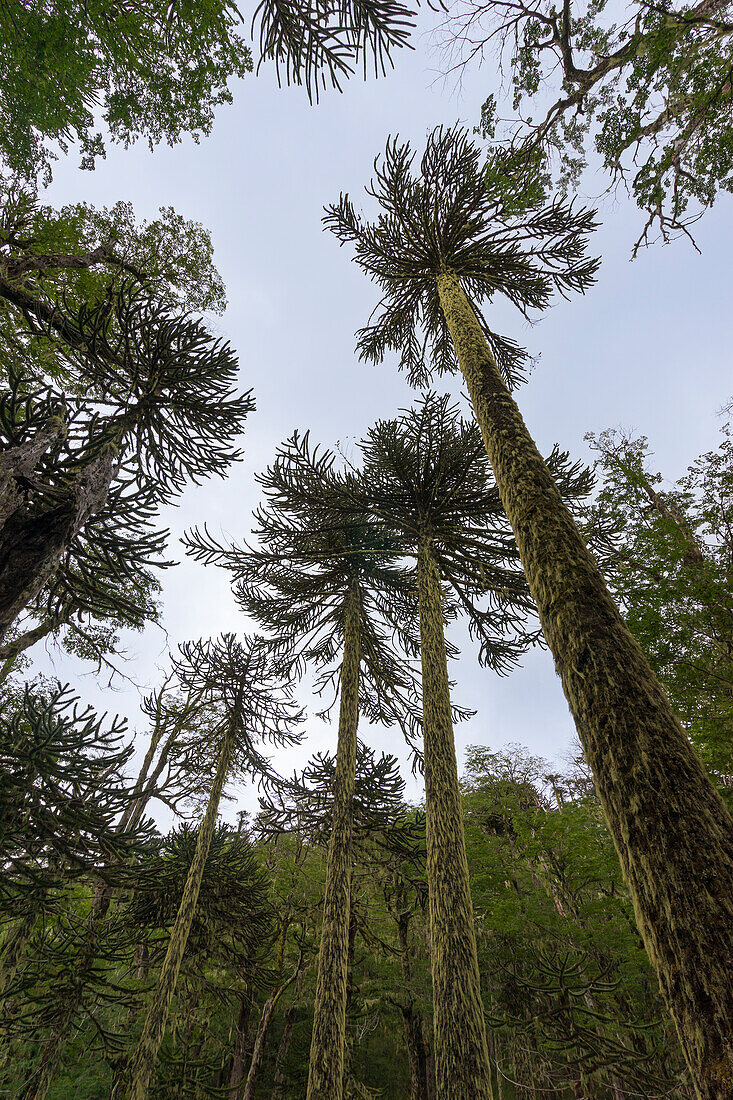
329, 126, 733, 1100
254, 0, 416, 100
117, 634, 302, 1100
167, 633, 305, 790
0, 682, 154, 907
324, 125, 599, 388
184, 431, 422, 736
0, 284, 253, 649
0, 185, 253, 655
185, 435, 423, 1100
259, 741, 424, 862
124, 823, 275, 978
350, 392, 592, 670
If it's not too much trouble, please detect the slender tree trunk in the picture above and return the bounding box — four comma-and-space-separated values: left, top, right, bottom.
436, 269, 733, 1100
227, 990, 254, 1099
399, 1004, 431, 1100
242, 984, 286, 1100
395, 911, 431, 1100
121, 724, 235, 1100
416, 533, 493, 1100
306, 590, 361, 1100
271, 1004, 297, 1100
425, 1034, 437, 1100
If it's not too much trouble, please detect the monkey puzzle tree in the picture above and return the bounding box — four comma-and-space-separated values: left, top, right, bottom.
325, 127, 733, 1100
0, 191, 253, 651
348, 393, 590, 1100
120, 633, 303, 1100
184, 433, 421, 1100
0, 681, 154, 1018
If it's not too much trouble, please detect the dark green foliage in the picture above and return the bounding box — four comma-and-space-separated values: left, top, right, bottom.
463, 743, 692, 1098
324, 125, 599, 387
0, 683, 153, 899
260, 741, 425, 861
254, 0, 416, 99
124, 823, 275, 978
0, 188, 253, 658
350, 392, 592, 670
184, 431, 421, 736
0, 0, 416, 181
0, 738, 698, 1099
166, 633, 306, 789
583, 423, 733, 800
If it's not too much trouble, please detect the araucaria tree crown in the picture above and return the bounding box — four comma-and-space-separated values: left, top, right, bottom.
324, 125, 599, 386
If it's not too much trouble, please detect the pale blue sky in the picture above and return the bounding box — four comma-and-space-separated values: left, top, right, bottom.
30, 11, 733, 822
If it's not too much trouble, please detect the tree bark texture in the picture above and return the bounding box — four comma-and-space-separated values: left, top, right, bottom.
417, 534, 493, 1100
436, 268, 733, 1100
0, 447, 115, 638
395, 910, 432, 1100
123, 723, 235, 1100
306, 591, 361, 1100
242, 982, 290, 1100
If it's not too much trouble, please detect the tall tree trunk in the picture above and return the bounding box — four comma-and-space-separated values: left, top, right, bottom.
121, 723, 235, 1100
394, 909, 430, 1100
435, 269, 733, 1100
271, 1005, 297, 1100
306, 590, 361, 1100
227, 990, 254, 1099
399, 1003, 431, 1100
416, 533, 493, 1100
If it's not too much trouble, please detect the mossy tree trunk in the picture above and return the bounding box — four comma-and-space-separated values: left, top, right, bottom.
396, 911, 431, 1100
306, 590, 361, 1100
416, 532, 493, 1100
436, 268, 733, 1100
122, 723, 235, 1100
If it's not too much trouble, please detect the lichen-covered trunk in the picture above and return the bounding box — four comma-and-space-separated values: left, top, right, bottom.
417, 534, 493, 1100
436, 268, 733, 1100
306, 592, 361, 1100
122, 725, 235, 1100
0, 447, 115, 638
396, 912, 431, 1100
242, 985, 284, 1100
